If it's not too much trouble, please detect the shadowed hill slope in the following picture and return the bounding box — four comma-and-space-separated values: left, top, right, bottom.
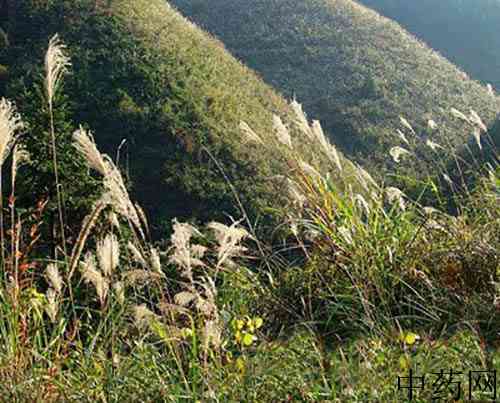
358, 0, 500, 91
171, 0, 500, 178
0, 0, 330, 232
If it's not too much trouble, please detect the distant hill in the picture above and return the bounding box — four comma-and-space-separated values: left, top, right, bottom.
171, 0, 500, 180
358, 0, 500, 91
0, 0, 328, 232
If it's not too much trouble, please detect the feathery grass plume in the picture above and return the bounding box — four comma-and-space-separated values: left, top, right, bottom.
73, 127, 109, 176
174, 291, 197, 307
353, 193, 370, 215
11, 144, 30, 188
471, 127, 483, 150
239, 121, 264, 145
427, 119, 438, 130
487, 84, 495, 97
385, 187, 406, 210
442, 173, 454, 187
338, 226, 353, 245
113, 281, 125, 305
356, 164, 380, 190
399, 116, 415, 134
298, 159, 323, 180
203, 319, 222, 350
127, 242, 147, 267
108, 211, 120, 230
312, 120, 343, 171
45, 263, 63, 294
287, 178, 306, 207
97, 233, 120, 277
450, 107, 470, 123
290, 99, 313, 139
73, 128, 144, 238
132, 304, 158, 327
423, 206, 441, 216
44, 34, 71, 106
469, 109, 488, 133
273, 115, 292, 148
169, 220, 206, 280
396, 129, 410, 145
81, 253, 109, 306
389, 146, 411, 163
426, 139, 444, 152
45, 289, 58, 323
123, 269, 161, 285
208, 221, 249, 269
0, 98, 24, 166
149, 247, 163, 275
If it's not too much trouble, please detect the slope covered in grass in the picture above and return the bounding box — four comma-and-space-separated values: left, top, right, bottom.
0, 0, 327, 232
359, 0, 500, 90
171, 0, 500, 178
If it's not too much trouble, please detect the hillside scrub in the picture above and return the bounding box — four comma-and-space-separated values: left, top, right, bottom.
0, 34, 498, 401
359, 0, 500, 90
171, 0, 500, 182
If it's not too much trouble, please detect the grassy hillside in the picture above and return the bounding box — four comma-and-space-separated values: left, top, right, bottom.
0, 0, 328, 233
359, 0, 500, 90
0, 1, 498, 401
171, 0, 500, 179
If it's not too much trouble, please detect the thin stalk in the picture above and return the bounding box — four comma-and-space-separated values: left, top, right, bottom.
48, 100, 67, 259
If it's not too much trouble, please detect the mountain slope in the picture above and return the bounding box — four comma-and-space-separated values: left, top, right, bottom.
358, 0, 500, 91
171, 0, 500, 178
1, 0, 327, 231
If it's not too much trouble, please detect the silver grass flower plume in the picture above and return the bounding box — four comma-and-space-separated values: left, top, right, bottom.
97, 233, 120, 278
132, 304, 158, 327
390, 146, 411, 163
45, 289, 58, 323
273, 115, 292, 148
312, 120, 342, 171
396, 129, 410, 145
450, 107, 470, 123
113, 281, 125, 305
0, 98, 24, 167
469, 109, 487, 133
425, 139, 444, 152
73, 127, 144, 238
44, 34, 71, 108
299, 159, 323, 180
338, 226, 353, 245
354, 193, 370, 215
45, 263, 63, 294
290, 100, 314, 139
169, 220, 206, 281
471, 127, 482, 150
11, 144, 30, 187
385, 187, 406, 210
486, 84, 495, 97
239, 121, 264, 145
356, 164, 380, 191
73, 127, 109, 175
287, 178, 306, 207
128, 241, 148, 267
208, 221, 249, 269
400, 116, 415, 134
427, 120, 438, 130
81, 252, 109, 306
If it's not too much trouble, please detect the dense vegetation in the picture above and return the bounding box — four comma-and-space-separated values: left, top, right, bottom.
171, 0, 500, 179
359, 0, 500, 90
0, 1, 498, 402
